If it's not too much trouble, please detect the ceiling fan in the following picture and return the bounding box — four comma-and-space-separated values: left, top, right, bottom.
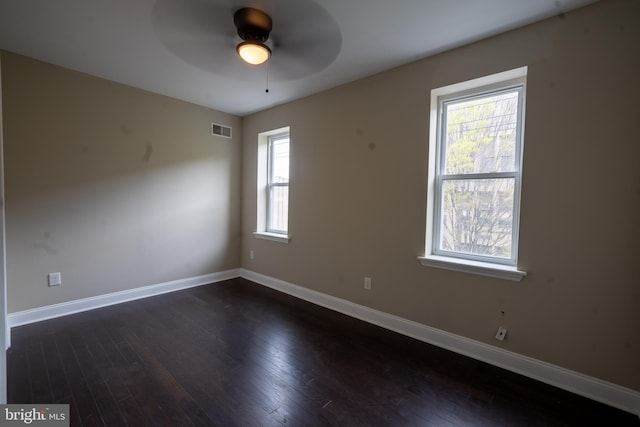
233, 7, 272, 65
152, 0, 342, 82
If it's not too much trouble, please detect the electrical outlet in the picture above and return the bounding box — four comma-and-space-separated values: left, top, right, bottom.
364, 277, 372, 290
495, 326, 507, 341
250, 250, 254, 260
48, 272, 62, 287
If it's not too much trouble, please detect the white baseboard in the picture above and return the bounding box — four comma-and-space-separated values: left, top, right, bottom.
7, 269, 240, 329
239, 268, 640, 417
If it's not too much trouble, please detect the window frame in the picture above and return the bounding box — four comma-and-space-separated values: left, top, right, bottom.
419, 68, 528, 281
254, 127, 290, 243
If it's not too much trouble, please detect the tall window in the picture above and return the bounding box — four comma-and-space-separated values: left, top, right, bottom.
421, 68, 527, 280
255, 127, 290, 243
267, 133, 289, 234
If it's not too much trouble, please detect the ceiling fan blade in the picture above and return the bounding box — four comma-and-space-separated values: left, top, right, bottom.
153, 0, 247, 77
262, 0, 342, 81
269, 23, 341, 80
153, 0, 233, 42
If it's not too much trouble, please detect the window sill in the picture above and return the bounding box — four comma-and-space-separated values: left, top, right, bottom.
418, 255, 526, 281
253, 232, 290, 243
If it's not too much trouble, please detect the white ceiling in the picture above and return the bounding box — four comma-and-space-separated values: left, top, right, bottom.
0, 0, 596, 116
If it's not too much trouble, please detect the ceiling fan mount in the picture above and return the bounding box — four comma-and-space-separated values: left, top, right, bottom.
233, 8, 272, 44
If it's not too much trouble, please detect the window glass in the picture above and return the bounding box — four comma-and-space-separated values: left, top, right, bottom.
267, 134, 289, 234
443, 90, 519, 175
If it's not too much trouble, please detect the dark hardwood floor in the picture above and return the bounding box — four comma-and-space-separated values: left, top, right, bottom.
7, 278, 639, 426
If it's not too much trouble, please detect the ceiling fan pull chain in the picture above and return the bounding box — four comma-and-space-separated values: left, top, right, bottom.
265, 60, 270, 93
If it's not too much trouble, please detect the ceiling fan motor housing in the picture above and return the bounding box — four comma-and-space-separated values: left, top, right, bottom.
234, 7, 272, 42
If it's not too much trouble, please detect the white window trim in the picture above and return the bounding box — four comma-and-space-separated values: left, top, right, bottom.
420, 67, 528, 281
253, 231, 290, 243
256, 126, 290, 243
418, 255, 525, 281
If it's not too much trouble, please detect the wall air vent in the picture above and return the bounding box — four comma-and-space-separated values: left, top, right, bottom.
212, 123, 232, 138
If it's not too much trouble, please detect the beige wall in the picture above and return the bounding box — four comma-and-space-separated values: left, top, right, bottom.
241, 0, 640, 391
1, 51, 242, 312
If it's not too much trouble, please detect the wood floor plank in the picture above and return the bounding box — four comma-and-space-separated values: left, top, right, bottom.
7, 345, 30, 404
25, 340, 53, 403
7, 278, 640, 426
41, 333, 73, 403
53, 330, 103, 426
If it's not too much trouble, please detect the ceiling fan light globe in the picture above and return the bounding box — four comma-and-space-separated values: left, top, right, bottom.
237, 42, 270, 65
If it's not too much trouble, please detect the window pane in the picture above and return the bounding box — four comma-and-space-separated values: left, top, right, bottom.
268, 185, 289, 233
440, 178, 514, 258
444, 90, 519, 174
271, 137, 289, 183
